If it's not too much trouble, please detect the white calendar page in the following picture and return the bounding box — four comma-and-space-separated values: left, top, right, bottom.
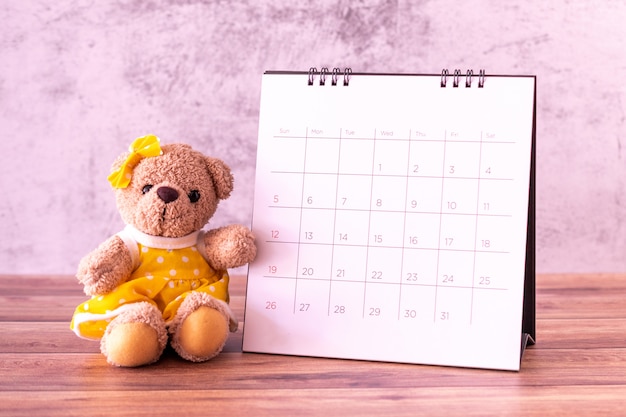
243, 71, 536, 371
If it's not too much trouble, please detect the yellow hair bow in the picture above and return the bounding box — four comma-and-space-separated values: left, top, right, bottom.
107, 135, 163, 188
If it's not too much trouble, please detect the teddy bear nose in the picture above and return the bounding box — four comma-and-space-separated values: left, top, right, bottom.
156, 186, 179, 203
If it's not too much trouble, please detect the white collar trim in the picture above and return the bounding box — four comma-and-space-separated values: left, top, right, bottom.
123, 224, 201, 250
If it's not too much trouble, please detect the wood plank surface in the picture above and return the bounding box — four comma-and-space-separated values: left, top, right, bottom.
1, 273, 625, 416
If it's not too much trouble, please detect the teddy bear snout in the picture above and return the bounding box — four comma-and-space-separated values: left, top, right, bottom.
156, 186, 179, 203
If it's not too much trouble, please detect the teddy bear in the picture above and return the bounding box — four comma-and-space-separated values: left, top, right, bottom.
70, 135, 256, 367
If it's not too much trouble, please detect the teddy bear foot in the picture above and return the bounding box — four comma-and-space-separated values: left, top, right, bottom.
170, 293, 230, 362
100, 302, 168, 367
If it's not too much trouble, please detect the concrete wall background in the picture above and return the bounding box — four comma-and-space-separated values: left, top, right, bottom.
1, 0, 625, 274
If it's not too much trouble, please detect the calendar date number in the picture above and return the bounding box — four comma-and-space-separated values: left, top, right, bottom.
369, 307, 381, 317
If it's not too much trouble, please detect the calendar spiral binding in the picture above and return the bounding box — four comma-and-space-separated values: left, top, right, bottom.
441, 68, 486, 88
308, 67, 352, 86
307, 67, 485, 88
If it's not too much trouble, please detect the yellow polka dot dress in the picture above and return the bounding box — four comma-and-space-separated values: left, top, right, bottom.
71, 226, 235, 340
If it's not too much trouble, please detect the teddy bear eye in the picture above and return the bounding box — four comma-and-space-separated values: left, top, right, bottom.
188, 190, 201, 203
142, 185, 154, 194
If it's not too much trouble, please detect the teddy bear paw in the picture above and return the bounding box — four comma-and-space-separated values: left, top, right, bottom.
76, 235, 134, 296
176, 306, 229, 361
170, 293, 230, 362
203, 224, 257, 270
100, 302, 167, 367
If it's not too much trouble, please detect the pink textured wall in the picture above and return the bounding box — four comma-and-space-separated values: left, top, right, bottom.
1, 0, 625, 274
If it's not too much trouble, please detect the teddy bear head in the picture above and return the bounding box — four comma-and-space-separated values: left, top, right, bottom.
108, 137, 233, 238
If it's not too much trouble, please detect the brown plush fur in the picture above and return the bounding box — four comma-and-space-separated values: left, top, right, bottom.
77, 235, 133, 296
101, 302, 168, 367
168, 292, 231, 362
75, 141, 256, 367
112, 144, 234, 239
203, 224, 258, 270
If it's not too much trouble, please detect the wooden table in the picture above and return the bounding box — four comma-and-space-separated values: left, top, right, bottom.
1, 273, 625, 416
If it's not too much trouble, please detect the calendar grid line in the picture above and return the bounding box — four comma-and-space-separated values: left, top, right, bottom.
469, 131, 485, 325
259, 274, 509, 291
270, 170, 515, 182
265, 239, 509, 254
398, 128, 413, 321
291, 127, 310, 314
432, 129, 448, 323
272, 134, 517, 146
268, 205, 513, 218
361, 128, 379, 318
327, 127, 344, 316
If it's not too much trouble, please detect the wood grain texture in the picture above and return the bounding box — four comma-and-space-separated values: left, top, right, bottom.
1, 273, 625, 416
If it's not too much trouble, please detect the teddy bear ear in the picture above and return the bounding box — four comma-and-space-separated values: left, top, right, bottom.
205, 156, 234, 200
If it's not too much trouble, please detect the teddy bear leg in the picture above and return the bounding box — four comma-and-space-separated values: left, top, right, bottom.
169, 292, 230, 362
100, 302, 168, 367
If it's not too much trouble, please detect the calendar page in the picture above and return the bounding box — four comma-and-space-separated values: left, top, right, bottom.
243, 70, 536, 371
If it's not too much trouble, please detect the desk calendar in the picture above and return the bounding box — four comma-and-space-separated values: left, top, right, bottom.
243, 69, 536, 371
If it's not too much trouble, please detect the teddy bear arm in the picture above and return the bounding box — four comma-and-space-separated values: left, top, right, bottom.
77, 235, 134, 296
202, 225, 257, 270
